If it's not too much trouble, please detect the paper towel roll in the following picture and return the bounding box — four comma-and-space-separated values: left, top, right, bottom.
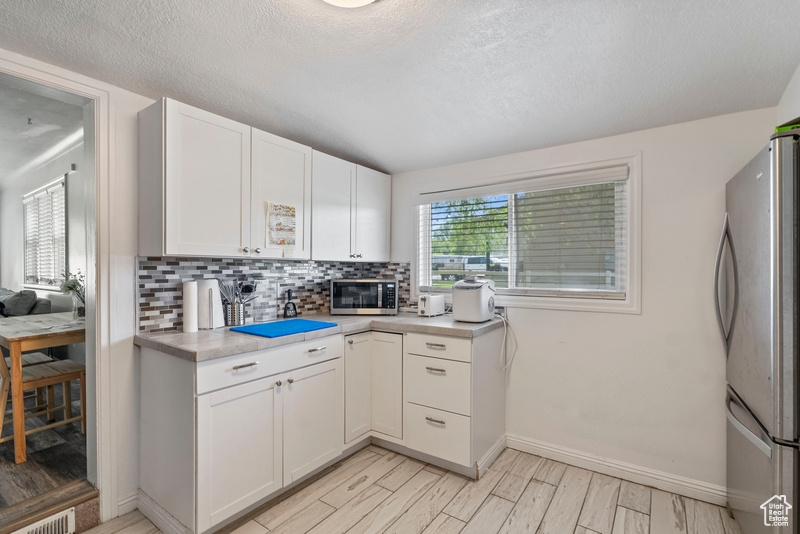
197, 279, 224, 329
182, 281, 198, 333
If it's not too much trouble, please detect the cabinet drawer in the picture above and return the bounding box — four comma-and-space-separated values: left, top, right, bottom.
405, 403, 471, 466
406, 333, 471, 362
196, 334, 342, 395
405, 354, 471, 416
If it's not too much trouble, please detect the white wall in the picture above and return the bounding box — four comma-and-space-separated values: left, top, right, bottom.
778, 61, 800, 123
0, 142, 83, 290
0, 47, 154, 518
110, 87, 155, 512
392, 108, 777, 500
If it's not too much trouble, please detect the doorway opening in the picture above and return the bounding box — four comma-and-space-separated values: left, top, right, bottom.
0, 70, 96, 511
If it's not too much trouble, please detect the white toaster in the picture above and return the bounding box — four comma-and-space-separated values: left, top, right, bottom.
418, 294, 445, 317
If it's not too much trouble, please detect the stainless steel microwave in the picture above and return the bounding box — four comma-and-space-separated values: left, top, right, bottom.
330, 279, 399, 315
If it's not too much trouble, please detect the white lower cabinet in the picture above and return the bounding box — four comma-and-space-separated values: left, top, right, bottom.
404, 331, 505, 472
139, 335, 343, 534
344, 331, 403, 445
282, 358, 342, 483
196, 378, 281, 533
344, 332, 372, 443
370, 332, 403, 438
405, 402, 472, 466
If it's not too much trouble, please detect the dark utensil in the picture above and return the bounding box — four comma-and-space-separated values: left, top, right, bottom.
284, 289, 297, 318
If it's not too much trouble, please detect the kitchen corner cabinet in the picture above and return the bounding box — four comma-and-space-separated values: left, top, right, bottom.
139, 335, 343, 534
344, 331, 403, 444
138, 98, 312, 259
311, 151, 391, 262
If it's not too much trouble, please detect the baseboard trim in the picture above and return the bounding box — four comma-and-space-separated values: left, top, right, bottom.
137, 490, 191, 534
117, 493, 138, 516
477, 434, 507, 478
505, 434, 727, 506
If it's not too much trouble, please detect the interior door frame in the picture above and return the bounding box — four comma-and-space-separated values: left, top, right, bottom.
0, 50, 117, 520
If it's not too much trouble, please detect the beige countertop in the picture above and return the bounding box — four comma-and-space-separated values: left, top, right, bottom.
134, 312, 503, 362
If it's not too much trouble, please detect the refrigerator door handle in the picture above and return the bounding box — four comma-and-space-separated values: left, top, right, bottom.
727, 392, 772, 458
713, 213, 739, 353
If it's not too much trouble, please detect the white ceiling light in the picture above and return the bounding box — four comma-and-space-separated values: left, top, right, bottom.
321, 0, 376, 7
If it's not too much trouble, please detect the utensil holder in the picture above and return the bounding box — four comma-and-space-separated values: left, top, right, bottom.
225, 303, 245, 326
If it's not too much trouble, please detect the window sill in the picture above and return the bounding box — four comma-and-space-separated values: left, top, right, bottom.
494, 294, 640, 314
415, 288, 641, 315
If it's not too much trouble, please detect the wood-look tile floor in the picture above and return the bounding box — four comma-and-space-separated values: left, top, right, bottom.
91, 446, 742, 534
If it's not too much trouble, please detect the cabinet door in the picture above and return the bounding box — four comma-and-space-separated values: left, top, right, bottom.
354, 165, 391, 262
251, 129, 312, 259
282, 358, 343, 483
344, 333, 372, 444
196, 377, 281, 532
311, 151, 355, 261
371, 332, 403, 439
164, 99, 251, 257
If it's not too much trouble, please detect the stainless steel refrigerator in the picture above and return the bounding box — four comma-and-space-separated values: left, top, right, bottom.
715, 132, 798, 533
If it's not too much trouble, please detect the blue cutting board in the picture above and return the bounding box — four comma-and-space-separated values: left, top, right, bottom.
230, 319, 338, 338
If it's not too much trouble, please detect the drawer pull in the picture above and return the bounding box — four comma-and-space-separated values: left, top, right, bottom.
232, 362, 258, 371
425, 366, 447, 374
426, 342, 446, 349
425, 416, 446, 425
275, 380, 282, 387
308, 346, 327, 353
287, 378, 294, 384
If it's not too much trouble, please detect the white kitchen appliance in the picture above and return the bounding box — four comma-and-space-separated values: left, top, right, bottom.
452, 275, 495, 323
197, 279, 224, 329
418, 294, 445, 317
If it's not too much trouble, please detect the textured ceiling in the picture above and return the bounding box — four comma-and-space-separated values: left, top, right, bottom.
0, 0, 799, 174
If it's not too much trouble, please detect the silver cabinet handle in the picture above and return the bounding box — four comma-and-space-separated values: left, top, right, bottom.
425, 416, 446, 425
308, 346, 327, 353
232, 362, 258, 371
349, 254, 356, 258
426, 342, 446, 349
356, 254, 363, 258
255, 248, 262, 254
287, 378, 294, 384
243, 247, 250, 253
275, 380, 282, 386
425, 366, 446, 374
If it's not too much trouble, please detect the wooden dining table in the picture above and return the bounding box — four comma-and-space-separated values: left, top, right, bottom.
0, 312, 86, 463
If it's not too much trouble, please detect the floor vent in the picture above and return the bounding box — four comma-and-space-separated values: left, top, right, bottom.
11, 508, 75, 534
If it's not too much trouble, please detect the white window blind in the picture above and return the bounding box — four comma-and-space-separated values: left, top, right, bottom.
418, 164, 630, 300
24, 178, 67, 287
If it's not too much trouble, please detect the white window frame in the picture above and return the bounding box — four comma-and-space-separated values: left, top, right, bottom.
23, 176, 68, 290
414, 155, 641, 314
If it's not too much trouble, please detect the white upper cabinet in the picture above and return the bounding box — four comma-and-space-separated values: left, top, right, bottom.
355, 165, 391, 262
139, 98, 252, 257
310, 151, 354, 262
139, 98, 313, 259
311, 150, 391, 262
251, 129, 312, 259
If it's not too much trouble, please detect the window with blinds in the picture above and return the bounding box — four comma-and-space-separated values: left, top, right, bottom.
23, 178, 67, 287
418, 164, 630, 300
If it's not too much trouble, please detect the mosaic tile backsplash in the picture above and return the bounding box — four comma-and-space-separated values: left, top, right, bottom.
137, 257, 412, 333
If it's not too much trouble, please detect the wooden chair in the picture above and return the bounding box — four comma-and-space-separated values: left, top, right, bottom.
4, 352, 55, 407
0, 354, 86, 446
